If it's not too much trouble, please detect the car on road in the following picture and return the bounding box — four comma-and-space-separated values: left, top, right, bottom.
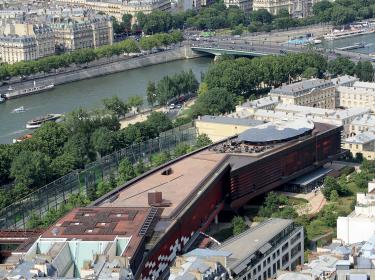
169, 103, 175, 109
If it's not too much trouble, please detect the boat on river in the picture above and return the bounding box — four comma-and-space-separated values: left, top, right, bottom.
26, 113, 63, 129
324, 28, 375, 40
12, 106, 25, 113
5, 81, 54, 100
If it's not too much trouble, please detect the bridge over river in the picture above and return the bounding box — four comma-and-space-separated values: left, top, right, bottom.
190, 40, 372, 63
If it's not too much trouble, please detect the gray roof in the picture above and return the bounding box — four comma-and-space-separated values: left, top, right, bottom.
216, 218, 294, 270
331, 75, 358, 86
198, 115, 263, 126
237, 120, 314, 144
289, 167, 333, 187
270, 79, 333, 96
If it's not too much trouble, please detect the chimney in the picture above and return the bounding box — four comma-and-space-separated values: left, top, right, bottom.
148, 191, 162, 205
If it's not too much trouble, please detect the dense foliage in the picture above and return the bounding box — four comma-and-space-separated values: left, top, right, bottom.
189, 53, 373, 117
0, 98, 175, 210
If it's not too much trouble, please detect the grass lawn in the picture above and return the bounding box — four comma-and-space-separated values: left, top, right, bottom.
288, 197, 309, 206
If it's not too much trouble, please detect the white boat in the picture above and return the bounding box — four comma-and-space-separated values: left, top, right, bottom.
26, 113, 63, 129
324, 28, 375, 40
5, 81, 54, 100
314, 39, 322, 44
0, 96, 5, 104
12, 106, 25, 113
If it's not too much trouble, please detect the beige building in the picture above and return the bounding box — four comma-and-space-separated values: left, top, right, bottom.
269, 78, 336, 109
338, 81, 375, 110
195, 115, 264, 142
253, 0, 293, 15
342, 131, 375, 160
52, 17, 113, 51
0, 23, 54, 64
224, 0, 252, 12
0, 35, 37, 64
56, 0, 171, 21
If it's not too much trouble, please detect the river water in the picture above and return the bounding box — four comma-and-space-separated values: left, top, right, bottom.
0, 57, 212, 144
321, 33, 375, 54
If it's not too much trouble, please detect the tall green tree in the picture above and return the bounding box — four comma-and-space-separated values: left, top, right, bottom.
146, 81, 157, 108
10, 150, 51, 188
118, 158, 136, 184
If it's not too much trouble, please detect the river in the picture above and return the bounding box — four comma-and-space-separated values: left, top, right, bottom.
321, 32, 375, 54
0, 57, 212, 144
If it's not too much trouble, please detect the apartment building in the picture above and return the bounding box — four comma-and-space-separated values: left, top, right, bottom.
56, 0, 171, 21
0, 35, 37, 63
169, 219, 304, 280
52, 16, 113, 51
253, 0, 293, 15
0, 23, 54, 64
269, 79, 336, 109
224, 0, 252, 13
338, 81, 375, 110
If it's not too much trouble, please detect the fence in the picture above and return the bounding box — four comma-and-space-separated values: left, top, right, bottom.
0, 124, 196, 229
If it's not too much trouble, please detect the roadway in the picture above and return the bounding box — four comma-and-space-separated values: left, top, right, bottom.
190, 39, 372, 63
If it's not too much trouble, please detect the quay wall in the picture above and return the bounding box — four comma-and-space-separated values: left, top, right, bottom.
0, 46, 207, 94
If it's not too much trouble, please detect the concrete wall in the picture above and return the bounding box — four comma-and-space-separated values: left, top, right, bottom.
0, 46, 207, 92
337, 216, 375, 244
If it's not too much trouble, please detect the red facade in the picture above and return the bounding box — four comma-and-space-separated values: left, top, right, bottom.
138, 124, 342, 279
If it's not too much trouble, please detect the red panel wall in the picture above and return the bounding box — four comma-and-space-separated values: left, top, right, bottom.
139, 166, 230, 279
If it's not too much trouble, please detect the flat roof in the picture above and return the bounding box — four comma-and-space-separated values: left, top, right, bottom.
197, 115, 263, 126
289, 167, 333, 186
216, 218, 293, 270
100, 151, 227, 218
343, 131, 375, 144
237, 119, 314, 144
270, 79, 333, 96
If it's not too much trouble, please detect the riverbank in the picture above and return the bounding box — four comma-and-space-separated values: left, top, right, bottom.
0, 46, 207, 96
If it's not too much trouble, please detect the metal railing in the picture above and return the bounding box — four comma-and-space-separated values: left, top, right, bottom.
0, 124, 196, 229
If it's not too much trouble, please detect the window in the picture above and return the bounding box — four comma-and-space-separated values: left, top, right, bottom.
282, 253, 290, 266
282, 242, 289, 252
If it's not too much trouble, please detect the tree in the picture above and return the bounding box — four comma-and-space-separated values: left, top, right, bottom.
146, 112, 173, 135
192, 87, 236, 117
356, 61, 374, 82
195, 134, 212, 148
151, 151, 171, 167
328, 57, 355, 76
118, 158, 136, 184
10, 150, 51, 188
122, 14, 133, 32
91, 127, 115, 157
50, 152, 77, 178
322, 176, 342, 200
232, 216, 248, 235
174, 143, 190, 157
146, 81, 157, 108
102, 96, 129, 118
96, 180, 112, 197
26, 212, 43, 229
302, 67, 319, 79
128, 96, 144, 113
32, 122, 68, 158
250, 9, 273, 24
330, 190, 339, 202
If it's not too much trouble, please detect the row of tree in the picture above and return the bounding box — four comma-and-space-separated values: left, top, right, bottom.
188, 53, 374, 118
146, 69, 199, 106
130, 6, 303, 35
313, 0, 375, 26
0, 31, 183, 80
0, 96, 179, 210
114, 0, 375, 37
